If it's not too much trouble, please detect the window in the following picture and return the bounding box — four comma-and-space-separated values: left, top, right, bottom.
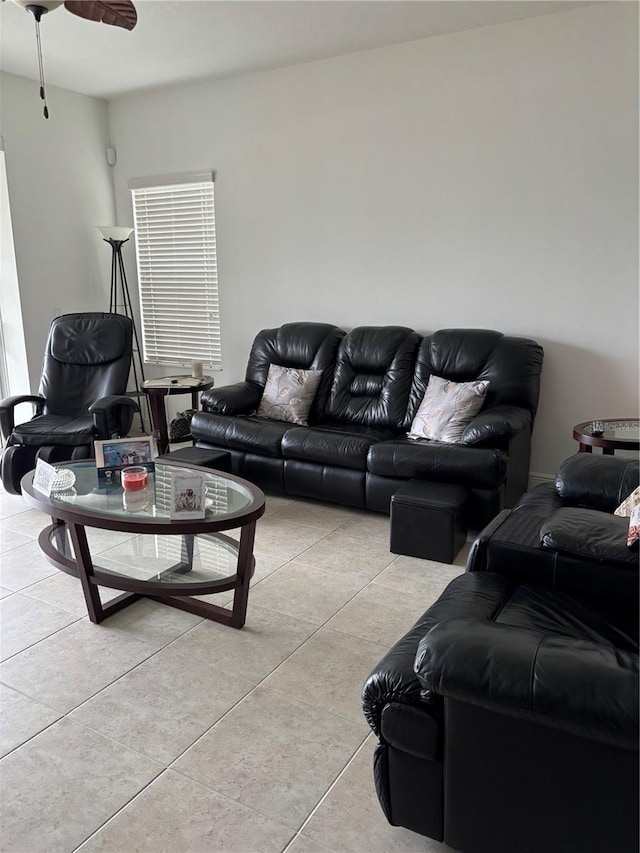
129, 171, 221, 369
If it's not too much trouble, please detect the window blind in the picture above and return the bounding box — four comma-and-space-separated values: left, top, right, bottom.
130, 174, 221, 369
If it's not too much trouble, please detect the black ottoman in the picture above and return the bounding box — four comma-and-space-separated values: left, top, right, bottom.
157, 446, 231, 473
390, 480, 469, 563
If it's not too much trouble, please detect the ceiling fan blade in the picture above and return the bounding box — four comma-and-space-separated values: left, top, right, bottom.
63, 0, 137, 30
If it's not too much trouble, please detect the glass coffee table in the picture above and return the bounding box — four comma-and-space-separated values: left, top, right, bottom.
573, 419, 640, 454
21, 460, 265, 629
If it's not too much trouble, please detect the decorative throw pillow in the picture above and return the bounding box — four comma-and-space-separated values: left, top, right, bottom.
628, 505, 640, 551
407, 375, 490, 444
256, 364, 323, 425
614, 486, 640, 517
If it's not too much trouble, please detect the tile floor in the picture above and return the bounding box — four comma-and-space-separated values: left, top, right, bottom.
0, 479, 464, 853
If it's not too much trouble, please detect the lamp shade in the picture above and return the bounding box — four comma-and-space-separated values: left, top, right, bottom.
98, 226, 134, 241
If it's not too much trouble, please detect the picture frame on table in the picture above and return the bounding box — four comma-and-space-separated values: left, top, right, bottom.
94, 436, 158, 486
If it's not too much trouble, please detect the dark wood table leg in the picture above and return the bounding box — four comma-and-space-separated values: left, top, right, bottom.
68, 523, 104, 623
147, 391, 170, 454
579, 443, 592, 452
231, 521, 256, 629
603, 447, 615, 455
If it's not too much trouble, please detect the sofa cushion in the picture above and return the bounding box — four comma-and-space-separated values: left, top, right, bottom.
282, 423, 396, 471
12, 414, 96, 446
407, 376, 490, 443
324, 326, 420, 430
367, 438, 508, 488
188, 413, 290, 457
256, 365, 323, 425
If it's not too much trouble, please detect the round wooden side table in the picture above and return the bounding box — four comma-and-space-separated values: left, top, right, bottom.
573, 419, 640, 455
142, 376, 214, 454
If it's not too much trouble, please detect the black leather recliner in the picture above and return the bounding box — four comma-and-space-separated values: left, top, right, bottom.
362, 453, 639, 853
190, 322, 544, 526
0, 312, 139, 494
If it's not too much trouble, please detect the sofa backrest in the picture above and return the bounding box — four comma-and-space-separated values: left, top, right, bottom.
405, 329, 544, 428
245, 322, 345, 418
323, 326, 420, 429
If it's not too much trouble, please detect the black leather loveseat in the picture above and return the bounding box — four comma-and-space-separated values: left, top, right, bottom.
190, 323, 543, 527
362, 453, 639, 853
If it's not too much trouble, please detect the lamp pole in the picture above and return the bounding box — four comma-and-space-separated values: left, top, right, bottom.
98, 227, 149, 433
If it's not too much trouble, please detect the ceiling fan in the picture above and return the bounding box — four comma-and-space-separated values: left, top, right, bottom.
4, 0, 137, 118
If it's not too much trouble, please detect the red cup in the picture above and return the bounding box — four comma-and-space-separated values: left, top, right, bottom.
121, 466, 148, 491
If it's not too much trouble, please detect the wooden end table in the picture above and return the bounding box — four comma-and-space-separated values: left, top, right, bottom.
573, 419, 640, 455
142, 376, 214, 454
21, 459, 265, 629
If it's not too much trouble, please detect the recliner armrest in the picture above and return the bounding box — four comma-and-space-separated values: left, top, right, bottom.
200, 381, 263, 416
461, 405, 531, 448
362, 573, 514, 736
415, 619, 639, 750
555, 454, 639, 512
541, 507, 635, 567
89, 395, 139, 439
0, 395, 45, 440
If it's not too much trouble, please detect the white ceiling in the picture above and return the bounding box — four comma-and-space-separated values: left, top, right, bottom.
0, 0, 598, 100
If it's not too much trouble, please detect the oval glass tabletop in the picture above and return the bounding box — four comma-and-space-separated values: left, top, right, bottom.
576, 420, 639, 443
23, 460, 258, 524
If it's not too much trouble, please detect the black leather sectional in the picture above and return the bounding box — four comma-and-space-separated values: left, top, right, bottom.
362, 453, 639, 853
190, 322, 544, 526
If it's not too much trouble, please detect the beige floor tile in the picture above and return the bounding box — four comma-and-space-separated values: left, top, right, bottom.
270, 500, 356, 533
250, 561, 369, 625
263, 628, 387, 727
325, 583, 430, 647
292, 532, 395, 580
194, 550, 290, 608
77, 769, 294, 853
373, 555, 462, 600
253, 516, 329, 560
0, 684, 62, 757
262, 493, 296, 518
175, 685, 366, 830
86, 527, 135, 553
0, 717, 162, 853
70, 643, 254, 765
0, 586, 13, 598
302, 737, 451, 853
0, 490, 30, 520
0, 527, 33, 555
96, 598, 203, 647
167, 605, 317, 686
333, 511, 390, 545
20, 570, 123, 617
0, 540, 58, 591
0, 508, 49, 538
0, 592, 80, 662
0, 619, 159, 712
285, 835, 337, 853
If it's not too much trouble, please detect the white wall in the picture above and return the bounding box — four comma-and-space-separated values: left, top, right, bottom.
105, 2, 638, 477
0, 72, 115, 389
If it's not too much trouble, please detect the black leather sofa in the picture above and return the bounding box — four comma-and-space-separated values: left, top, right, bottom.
190, 323, 544, 527
361, 453, 639, 853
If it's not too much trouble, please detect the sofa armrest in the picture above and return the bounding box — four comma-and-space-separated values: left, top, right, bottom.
541, 507, 635, 567
200, 381, 263, 416
0, 395, 45, 440
415, 619, 638, 750
461, 405, 531, 448
89, 395, 140, 439
555, 454, 639, 512
362, 572, 514, 736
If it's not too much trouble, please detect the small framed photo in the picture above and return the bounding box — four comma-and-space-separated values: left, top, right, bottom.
94, 436, 158, 486
33, 459, 56, 496
170, 470, 206, 520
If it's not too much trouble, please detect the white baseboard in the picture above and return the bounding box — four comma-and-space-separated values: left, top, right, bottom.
528, 471, 554, 490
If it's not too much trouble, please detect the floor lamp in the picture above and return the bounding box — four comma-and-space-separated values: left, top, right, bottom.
97, 226, 149, 433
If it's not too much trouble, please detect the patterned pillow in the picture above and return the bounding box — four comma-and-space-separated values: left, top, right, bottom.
408, 375, 490, 444
256, 364, 323, 425
628, 505, 640, 550
614, 486, 640, 517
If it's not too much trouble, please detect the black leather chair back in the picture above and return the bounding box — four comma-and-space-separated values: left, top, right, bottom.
39, 313, 133, 417
245, 322, 345, 419
405, 329, 544, 428
324, 326, 420, 429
